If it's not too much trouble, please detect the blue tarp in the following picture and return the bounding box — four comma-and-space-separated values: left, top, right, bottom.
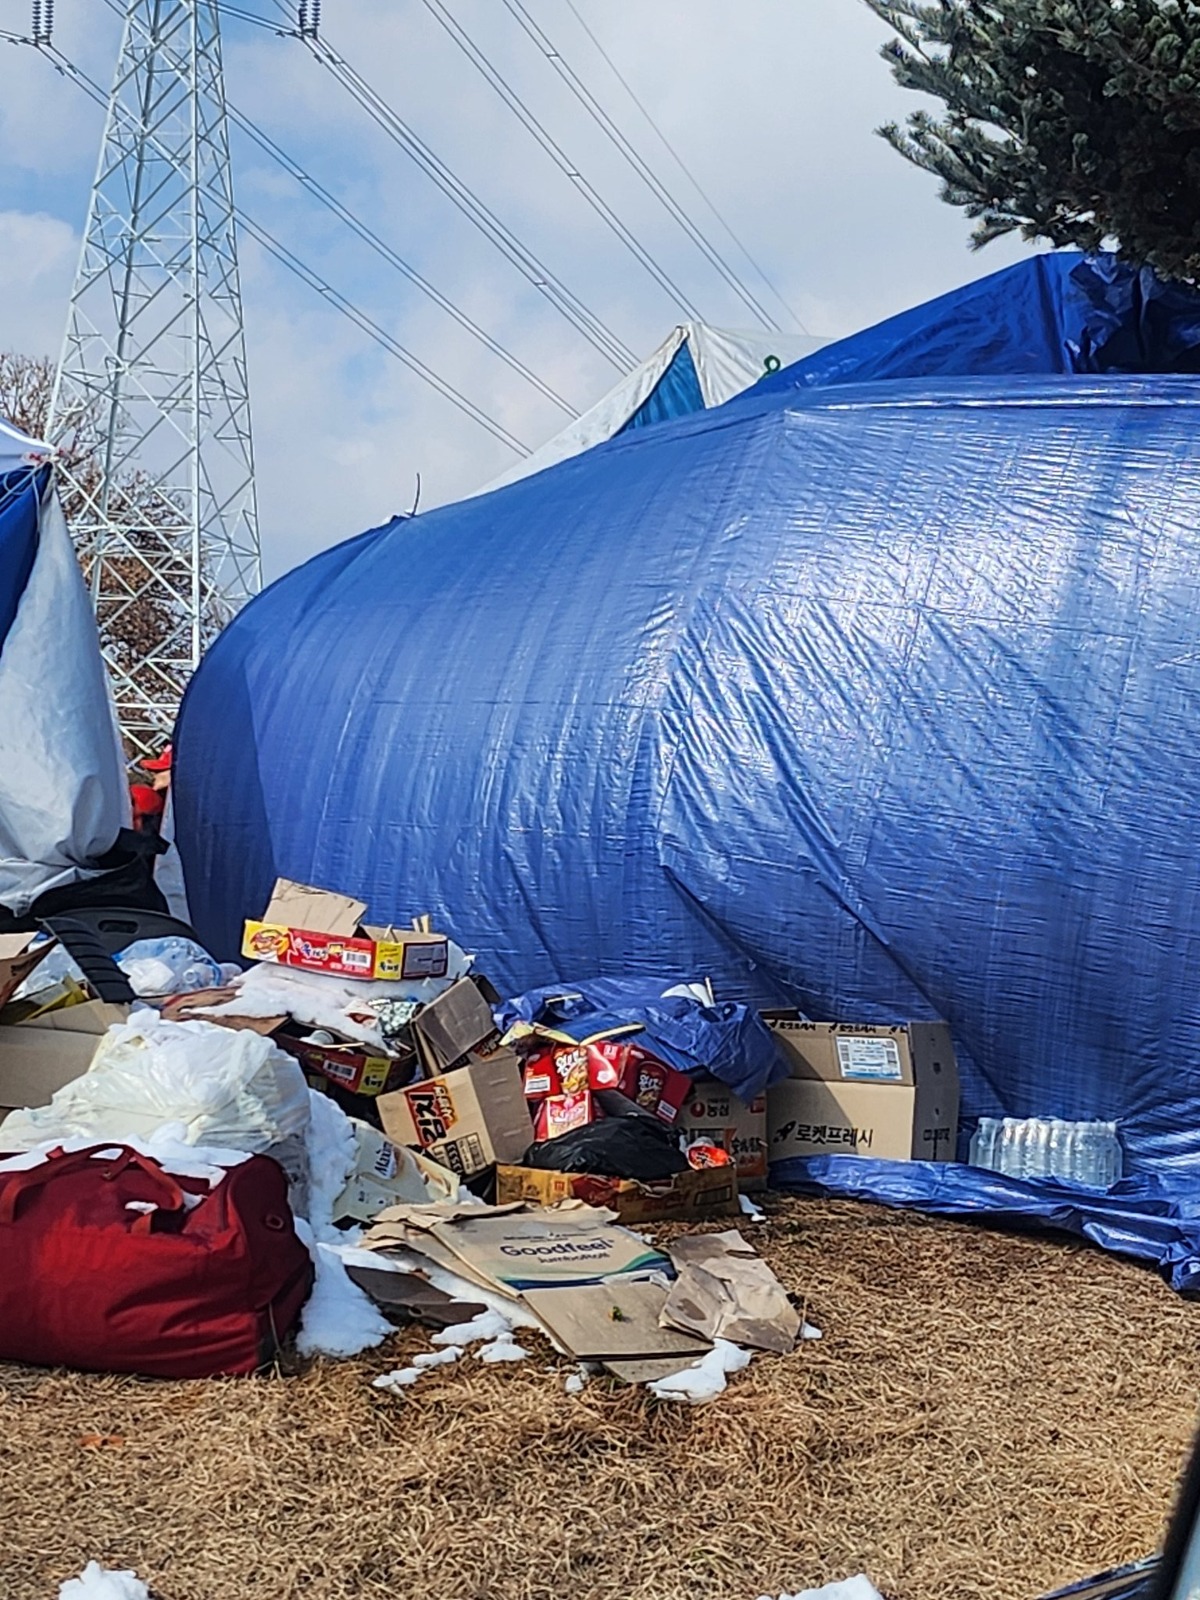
0, 467, 44, 653
495, 977, 786, 1102
177, 252, 1200, 1286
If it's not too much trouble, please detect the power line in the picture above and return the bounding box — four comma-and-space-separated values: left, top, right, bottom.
559, 0, 806, 333
225, 101, 578, 416
234, 213, 531, 453
415, 0, 708, 323
34, 29, 532, 458
500, 0, 787, 331
266, 0, 638, 369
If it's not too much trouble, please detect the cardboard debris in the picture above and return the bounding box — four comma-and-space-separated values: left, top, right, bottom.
677, 1076, 768, 1192
342, 1265, 486, 1330
524, 1281, 711, 1363
243, 878, 449, 983
0, 1000, 130, 1121
363, 1202, 668, 1296
331, 1121, 460, 1224
410, 977, 500, 1074
765, 1017, 960, 1163
495, 1161, 739, 1225
276, 1029, 413, 1097
661, 1229, 800, 1355
377, 1051, 532, 1177
0, 934, 55, 1011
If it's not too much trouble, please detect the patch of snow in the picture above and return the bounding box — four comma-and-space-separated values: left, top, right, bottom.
738, 1193, 766, 1222
802, 1322, 823, 1341
648, 1338, 753, 1404
564, 1371, 587, 1395
294, 1222, 391, 1359
304, 1089, 358, 1241
477, 1334, 529, 1364
433, 1309, 511, 1347
372, 1367, 424, 1391
58, 1564, 150, 1600
412, 1346, 462, 1368
756, 1580, 882, 1600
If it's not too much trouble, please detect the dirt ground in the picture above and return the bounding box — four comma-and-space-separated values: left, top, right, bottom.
2, 1195, 1198, 1600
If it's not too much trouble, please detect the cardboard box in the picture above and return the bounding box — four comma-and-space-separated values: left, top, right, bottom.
410, 976, 500, 1073
242, 878, 449, 983
495, 1162, 740, 1225
0, 934, 55, 1011
376, 1051, 533, 1177
331, 1122, 460, 1223
533, 1090, 594, 1142
276, 1031, 413, 1097
677, 1077, 768, 1192
765, 1017, 959, 1163
0, 1000, 129, 1120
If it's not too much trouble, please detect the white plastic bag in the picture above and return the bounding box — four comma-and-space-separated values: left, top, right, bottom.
0, 1014, 312, 1209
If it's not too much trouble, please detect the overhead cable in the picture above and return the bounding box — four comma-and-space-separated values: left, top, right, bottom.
415, 0, 707, 323
265, 0, 637, 369
225, 102, 578, 416
559, 0, 806, 334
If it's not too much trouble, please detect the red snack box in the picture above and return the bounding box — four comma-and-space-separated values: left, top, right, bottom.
523, 1040, 629, 1100
534, 1090, 595, 1141
618, 1052, 694, 1126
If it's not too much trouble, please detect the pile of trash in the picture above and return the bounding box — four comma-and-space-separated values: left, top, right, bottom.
0, 879, 810, 1401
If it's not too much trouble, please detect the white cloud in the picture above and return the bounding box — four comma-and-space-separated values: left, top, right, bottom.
0, 209, 78, 355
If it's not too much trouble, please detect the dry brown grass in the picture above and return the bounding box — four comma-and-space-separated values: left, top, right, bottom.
1, 1195, 1198, 1600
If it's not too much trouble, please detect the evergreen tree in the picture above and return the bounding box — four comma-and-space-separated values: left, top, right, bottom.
865, 0, 1200, 281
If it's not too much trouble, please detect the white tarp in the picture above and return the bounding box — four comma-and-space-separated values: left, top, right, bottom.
0, 426, 128, 914
475, 322, 826, 497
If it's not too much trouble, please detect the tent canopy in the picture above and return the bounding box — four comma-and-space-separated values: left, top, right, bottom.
477, 322, 825, 495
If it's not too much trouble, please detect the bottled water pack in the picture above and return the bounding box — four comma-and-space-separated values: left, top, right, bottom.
969, 1116, 1122, 1189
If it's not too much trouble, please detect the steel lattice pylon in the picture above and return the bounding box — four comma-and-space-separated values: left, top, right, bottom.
49, 0, 260, 754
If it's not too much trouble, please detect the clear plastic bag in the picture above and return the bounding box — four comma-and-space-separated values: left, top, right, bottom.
115, 937, 228, 997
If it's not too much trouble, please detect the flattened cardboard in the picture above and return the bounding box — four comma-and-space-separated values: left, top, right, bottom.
262, 878, 367, 935
342, 1266, 486, 1330
677, 1076, 768, 1192
0, 1001, 128, 1115
524, 1282, 711, 1362
495, 1162, 739, 1225
368, 1203, 667, 1295
376, 1051, 532, 1177
662, 1229, 799, 1355
411, 977, 499, 1073
765, 1017, 959, 1163
0, 935, 55, 1011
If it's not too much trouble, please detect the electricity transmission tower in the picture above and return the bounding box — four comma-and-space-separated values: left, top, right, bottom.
48, 0, 261, 754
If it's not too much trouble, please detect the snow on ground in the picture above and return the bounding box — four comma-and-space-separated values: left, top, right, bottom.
755, 1581, 883, 1600
649, 1339, 754, 1403
58, 1564, 150, 1600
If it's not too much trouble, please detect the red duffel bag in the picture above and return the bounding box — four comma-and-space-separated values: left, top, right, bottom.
0, 1144, 314, 1377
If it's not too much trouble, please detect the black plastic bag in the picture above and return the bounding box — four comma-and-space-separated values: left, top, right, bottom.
524, 1115, 689, 1183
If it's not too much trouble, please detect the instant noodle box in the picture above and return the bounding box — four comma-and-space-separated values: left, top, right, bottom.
242, 878, 449, 983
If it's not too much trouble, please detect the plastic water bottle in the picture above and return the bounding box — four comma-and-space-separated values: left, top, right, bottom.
970, 1115, 1122, 1188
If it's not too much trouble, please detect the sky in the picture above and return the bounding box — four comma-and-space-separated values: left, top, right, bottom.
0, 0, 1040, 580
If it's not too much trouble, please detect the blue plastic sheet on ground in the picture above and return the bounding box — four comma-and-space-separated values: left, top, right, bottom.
495, 977, 786, 1101
175, 253, 1200, 1287
772, 1156, 1200, 1293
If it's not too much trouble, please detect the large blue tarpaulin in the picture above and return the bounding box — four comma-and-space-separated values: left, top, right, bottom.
177, 252, 1200, 1285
